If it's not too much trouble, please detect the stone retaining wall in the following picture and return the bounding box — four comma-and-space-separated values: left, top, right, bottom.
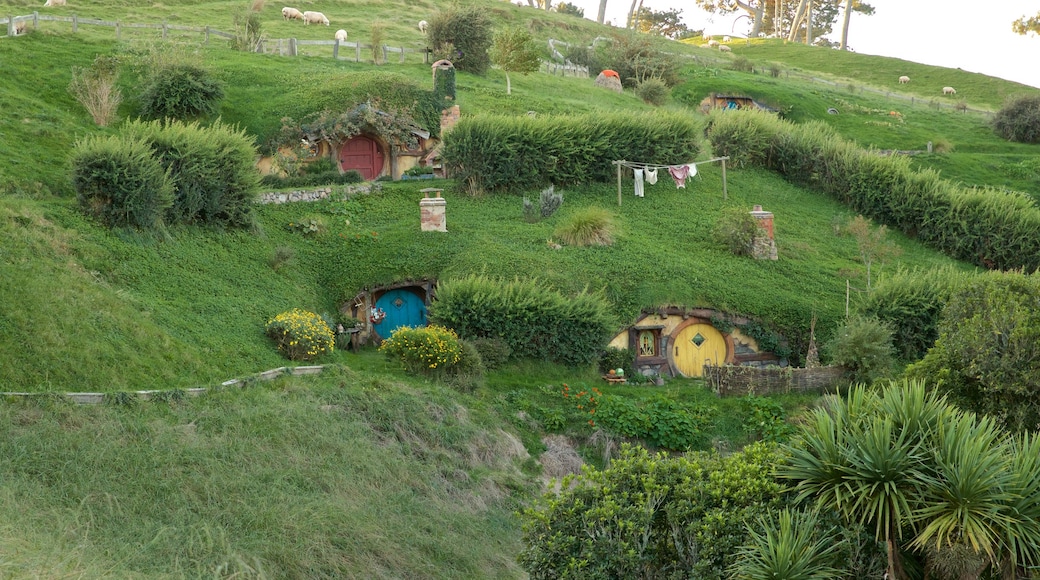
257, 183, 382, 204
704, 364, 843, 397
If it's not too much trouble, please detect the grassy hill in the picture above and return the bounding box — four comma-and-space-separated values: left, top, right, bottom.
2, 0, 1040, 576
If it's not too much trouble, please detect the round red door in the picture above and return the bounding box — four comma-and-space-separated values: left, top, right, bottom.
338, 135, 385, 180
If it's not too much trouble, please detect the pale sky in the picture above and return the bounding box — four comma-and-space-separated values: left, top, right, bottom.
564, 0, 1040, 88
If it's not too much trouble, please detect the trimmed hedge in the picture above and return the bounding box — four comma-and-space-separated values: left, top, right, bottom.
705, 109, 1040, 271
71, 134, 174, 230
122, 120, 260, 228
429, 275, 616, 367
442, 112, 701, 194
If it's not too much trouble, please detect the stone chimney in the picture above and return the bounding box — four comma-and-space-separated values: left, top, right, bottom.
750, 204, 777, 260
420, 188, 446, 232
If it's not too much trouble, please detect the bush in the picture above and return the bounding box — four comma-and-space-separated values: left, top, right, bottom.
139, 64, 225, 121
598, 346, 634, 375
471, 337, 511, 370
572, 31, 681, 88
446, 339, 486, 392
443, 112, 700, 194
71, 135, 174, 230
596, 395, 716, 450
991, 94, 1040, 143
713, 205, 761, 256
636, 78, 669, 106
429, 275, 616, 367
268, 246, 295, 271
555, 2, 584, 17
554, 207, 616, 247
379, 325, 463, 376
265, 309, 334, 361
427, 4, 493, 75
122, 119, 259, 228
825, 315, 895, 385
68, 55, 122, 127
259, 170, 363, 189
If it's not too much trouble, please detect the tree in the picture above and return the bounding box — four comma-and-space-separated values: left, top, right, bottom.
846, 214, 900, 290
694, 0, 872, 42
781, 380, 1040, 579
597, 0, 608, 23
427, 5, 493, 75
489, 27, 542, 94
634, 7, 691, 39
1012, 10, 1040, 35
554, 2, 584, 17
839, 0, 874, 50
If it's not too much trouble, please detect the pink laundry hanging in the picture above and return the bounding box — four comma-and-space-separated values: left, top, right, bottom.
668, 164, 690, 188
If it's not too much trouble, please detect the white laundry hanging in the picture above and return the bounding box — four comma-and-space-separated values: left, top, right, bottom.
633, 168, 645, 197
645, 168, 658, 185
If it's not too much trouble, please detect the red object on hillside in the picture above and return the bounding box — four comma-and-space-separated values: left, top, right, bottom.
601, 69, 619, 79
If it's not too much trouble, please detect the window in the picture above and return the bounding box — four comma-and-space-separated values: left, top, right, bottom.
638, 330, 656, 357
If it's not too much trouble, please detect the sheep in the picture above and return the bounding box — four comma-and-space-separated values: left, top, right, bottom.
707, 39, 719, 48
898, 75, 910, 84
722, 35, 731, 42
335, 29, 347, 42
719, 45, 732, 52
43, 0, 66, 6
281, 6, 303, 20
418, 20, 428, 34
302, 11, 329, 25
942, 86, 957, 95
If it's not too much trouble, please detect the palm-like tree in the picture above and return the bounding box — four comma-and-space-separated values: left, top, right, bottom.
730, 508, 843, 580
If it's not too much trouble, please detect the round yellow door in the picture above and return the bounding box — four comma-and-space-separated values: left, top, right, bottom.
672, 323, 728, 377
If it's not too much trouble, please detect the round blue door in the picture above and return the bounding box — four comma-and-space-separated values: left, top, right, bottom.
373, 288, 427, 338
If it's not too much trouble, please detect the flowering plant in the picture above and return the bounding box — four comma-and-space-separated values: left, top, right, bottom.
379, 325, 462, 375
370, 307, 387, 324
265, 308, 334, 361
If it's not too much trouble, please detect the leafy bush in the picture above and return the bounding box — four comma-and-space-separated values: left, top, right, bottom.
139, 64, 225, 121
68, 55, 122, 127
429, 275, 616, 367
443, 112, 700, 194
259, 170, 362, 189
569, 31, 681, 88
471, 337, 511, 370
71, 134, 173, 230
825, 315, 895, 385
268, 246, 295, 271
596, 395, 716, 450
446, 339, 485, 392
740, 395, 795, 443
713, 205, 761, 256
519, 443, 792, 579
991, 94, 1040, 143
122, 119, 259, 228
427, 4, 493, 74
265, 308, 334, 361
553, 207, 617, 247
906, 271, 1040, 431
636, 78, 669, 106
598, 346, 634, 375
555, 2, 584, 17
522, 185, 563, 223
379, 325, 463, 375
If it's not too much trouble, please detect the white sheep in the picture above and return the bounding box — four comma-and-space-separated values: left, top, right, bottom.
942, 86, 957, 95
281, 6, 303, 20
719, 45, 732, 52
722, 35, 731, 42
707, 39, 719, 48
898, 75, 910, 84
302, 11, 329, 25
418, 20, 428, 34
43, 0, 66, 6
335, 29, 347, 41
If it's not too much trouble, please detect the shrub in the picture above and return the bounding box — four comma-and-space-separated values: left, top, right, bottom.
259, 170, 362, 189
380, 325, 463, 375
443, 112, 700, 194
427, 4, 493, 74
68, 55, 122, 127
446, 339, 485, 392
265, 308, 334, 361
825, 315, 895, 385
554, 207, 617, 247
471, 337, 511, 370
369, 22, 386, 65
991, 94, 1040, 143
712, 205, 760, 256
636, 78, 669, 106
268, 246, 295, 271
122, 119, 259, 228
730, 56, 754, 72
576, 31, 681, 87
555, 2, 584, 17
430, 275, 616, 367
539, 184, 563, 218
598, 346, 634, 375
71, 135, 174, 230
230, 3, 265, 52
139, 64, 225, 121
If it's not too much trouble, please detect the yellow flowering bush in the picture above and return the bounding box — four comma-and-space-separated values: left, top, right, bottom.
265, 308, 334, 361
379, 325, 462, 375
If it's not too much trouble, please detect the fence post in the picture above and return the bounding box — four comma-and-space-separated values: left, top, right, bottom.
115, 20, 120, 41
289, 37, 297, 57
6, 15, 12, 36
162, 21, 167, 39
205, 26, 210, 43
399, 47, 405, 64
382, 44, 387, 64
333, 39, 339, 59
72, 13, 77, 32
355, 42, 360, 62
33, 11, 38, 27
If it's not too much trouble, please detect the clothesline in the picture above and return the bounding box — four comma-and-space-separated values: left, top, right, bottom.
611, 156, 730, 206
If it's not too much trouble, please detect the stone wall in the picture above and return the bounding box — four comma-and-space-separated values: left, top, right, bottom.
257, 183, 382, 205
704, 364, 843, 397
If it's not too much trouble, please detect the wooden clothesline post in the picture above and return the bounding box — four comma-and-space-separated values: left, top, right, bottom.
616, 160, 623, 206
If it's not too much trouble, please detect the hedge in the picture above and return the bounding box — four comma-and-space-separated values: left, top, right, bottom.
705, 109, 1040, 271
442, 112, 701, 194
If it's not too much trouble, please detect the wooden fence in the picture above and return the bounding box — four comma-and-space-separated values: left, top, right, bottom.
541, 60, 589, 78
2, 12, 233, 42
